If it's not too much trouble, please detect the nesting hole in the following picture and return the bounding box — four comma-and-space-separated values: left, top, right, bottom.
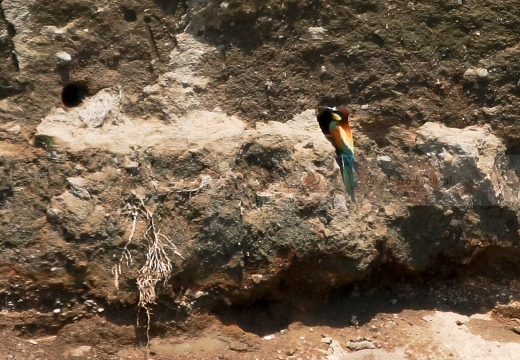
121, 6, 137, 22
505, 139, 520, 177
61, 83, 89, 108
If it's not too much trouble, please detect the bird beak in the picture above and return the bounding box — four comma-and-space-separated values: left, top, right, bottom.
332, 113, 342, 121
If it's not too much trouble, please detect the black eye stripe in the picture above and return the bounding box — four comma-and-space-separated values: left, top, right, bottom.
317, 108, 334, 135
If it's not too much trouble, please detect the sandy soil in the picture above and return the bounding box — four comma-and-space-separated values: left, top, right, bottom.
2, 279, 519, 360
2, 308, 518, 360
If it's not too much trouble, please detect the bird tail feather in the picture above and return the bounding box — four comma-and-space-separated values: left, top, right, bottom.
339, 153, 357, 202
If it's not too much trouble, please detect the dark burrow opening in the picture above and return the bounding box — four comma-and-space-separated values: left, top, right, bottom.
120, 6, 137, 22
505, 139, 520, 177
61, 82, 89, 107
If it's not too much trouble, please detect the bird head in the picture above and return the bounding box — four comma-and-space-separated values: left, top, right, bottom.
317, 106, 349, 135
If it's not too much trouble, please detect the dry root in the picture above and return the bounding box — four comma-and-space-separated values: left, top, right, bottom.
112, 192, 184, 347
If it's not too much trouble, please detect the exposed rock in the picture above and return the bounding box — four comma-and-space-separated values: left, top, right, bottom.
40, 25, 67, 37
494, 301, 520, 319
228, 341, 249, 352
37, 105, 246, 157
376, 155, 397, 176
285, 348, 297, 356
346, 339, 377, 351
333, 194, 347, 210
464, 68, 477, 79
0, 122, 21, 140
256, 192, 274, 208
415, 122, 505, 206
55, 51, 72, 63
47, 191, 106, 239
2, 0, 33, 71
463, 67, 489, 79
326, 340, 349, 359
1, 0, 520, 356
251, 274, 264, 284
476, 68, 489, 78
321, 336, 333, 344
121, 157, 139, 171
482, 106, 501, 117
68, 345, 92, 358
142, 32, 216, 119
193, 291, 206, 299
77, 88, 122, 128
308, 26, 327, 40
66, 177, 91, 200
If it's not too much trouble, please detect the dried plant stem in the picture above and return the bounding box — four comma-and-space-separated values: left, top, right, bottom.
112, 194, 184, 348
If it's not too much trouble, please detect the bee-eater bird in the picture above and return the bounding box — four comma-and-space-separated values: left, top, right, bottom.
317, 106, 357, 201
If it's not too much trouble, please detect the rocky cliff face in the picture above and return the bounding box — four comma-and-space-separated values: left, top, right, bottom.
1, 0, 520, 352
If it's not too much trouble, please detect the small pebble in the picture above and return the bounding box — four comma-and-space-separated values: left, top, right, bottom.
463, 67, 488, 79
84, 300, 97, 308
346, 340, 376, 351
286, 348, 297, 356
69, 346, 92, 357
263, 335, 275, 341
463, 68, 478, 78
122, 159, 139, 170
251, 274, 264, 284
53, 308, 61, 314
476, 68, 488, 78
56, 51, 72, 62
321, 337, 333, 344
40, 25, 66, 36
193, 291, 206, 299
28, 340, 38, 345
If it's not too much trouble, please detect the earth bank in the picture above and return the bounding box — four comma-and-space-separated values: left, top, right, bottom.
1, 0, 520, 358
